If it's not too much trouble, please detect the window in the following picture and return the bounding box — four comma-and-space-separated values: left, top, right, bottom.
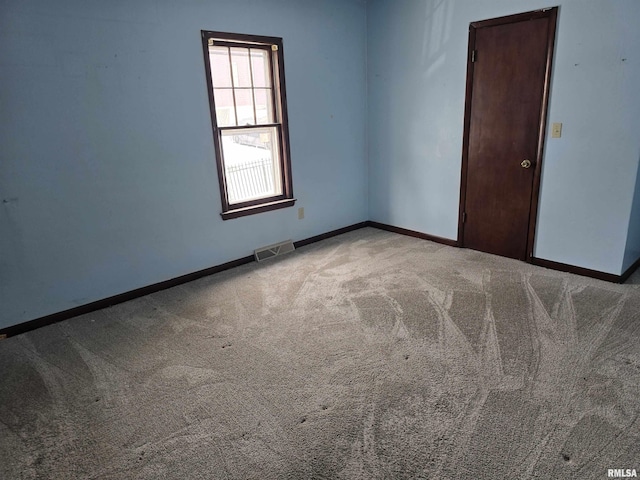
201, 31, 295, 219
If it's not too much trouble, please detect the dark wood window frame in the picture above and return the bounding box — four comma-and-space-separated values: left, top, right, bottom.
201, 30, 295, 220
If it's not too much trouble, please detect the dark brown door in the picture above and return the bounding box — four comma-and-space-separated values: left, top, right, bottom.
460, 8, 557, 261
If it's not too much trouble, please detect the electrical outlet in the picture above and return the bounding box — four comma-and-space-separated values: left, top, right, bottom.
552, 122, 562, 138
298, 207, 304, 220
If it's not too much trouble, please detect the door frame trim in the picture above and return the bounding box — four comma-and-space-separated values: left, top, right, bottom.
457, 6, 559, 261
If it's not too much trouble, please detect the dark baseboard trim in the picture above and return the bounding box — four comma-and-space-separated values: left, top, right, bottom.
294, 222, 369, 248
2, 222, 636, 338
531, 257, 625, 283
621, 255, 640, 283
367, 221, 459, 247
0, 222, 369, 338
368, 220, 638, 284
0, 255, 255, 339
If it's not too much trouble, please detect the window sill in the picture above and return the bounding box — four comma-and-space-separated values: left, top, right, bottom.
221, 198, 296, 220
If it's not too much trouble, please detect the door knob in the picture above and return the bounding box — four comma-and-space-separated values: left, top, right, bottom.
521, 159, 532, 169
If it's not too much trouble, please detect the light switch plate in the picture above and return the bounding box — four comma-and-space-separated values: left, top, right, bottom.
298, 207, 304, 220
552, 122, 562, 138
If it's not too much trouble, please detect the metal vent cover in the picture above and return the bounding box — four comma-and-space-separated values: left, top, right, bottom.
254, 239, 295, 262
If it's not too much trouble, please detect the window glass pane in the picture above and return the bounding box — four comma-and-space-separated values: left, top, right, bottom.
254, 88, 274, 124
234, 89, 255, 125
212, 88, 236, 126
250, 49, 271, 88
209, 47, 232, 88
221, 126, 282, 204
230, 47, 252, 87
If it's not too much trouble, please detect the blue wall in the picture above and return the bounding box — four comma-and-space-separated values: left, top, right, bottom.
2, 0, 639, 330
623, 158, 640, 272
367, 0, 463, 240
535, 0, 640, 275
367, 0, 640, 274
0, 0, 368, 329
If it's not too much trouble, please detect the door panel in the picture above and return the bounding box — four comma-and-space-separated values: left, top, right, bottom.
462, 11, 556, 261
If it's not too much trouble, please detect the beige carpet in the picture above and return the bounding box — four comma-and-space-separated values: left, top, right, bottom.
1, 227, 639, 479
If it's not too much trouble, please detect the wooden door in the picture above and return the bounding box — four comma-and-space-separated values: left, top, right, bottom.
459, 8, 557, 261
